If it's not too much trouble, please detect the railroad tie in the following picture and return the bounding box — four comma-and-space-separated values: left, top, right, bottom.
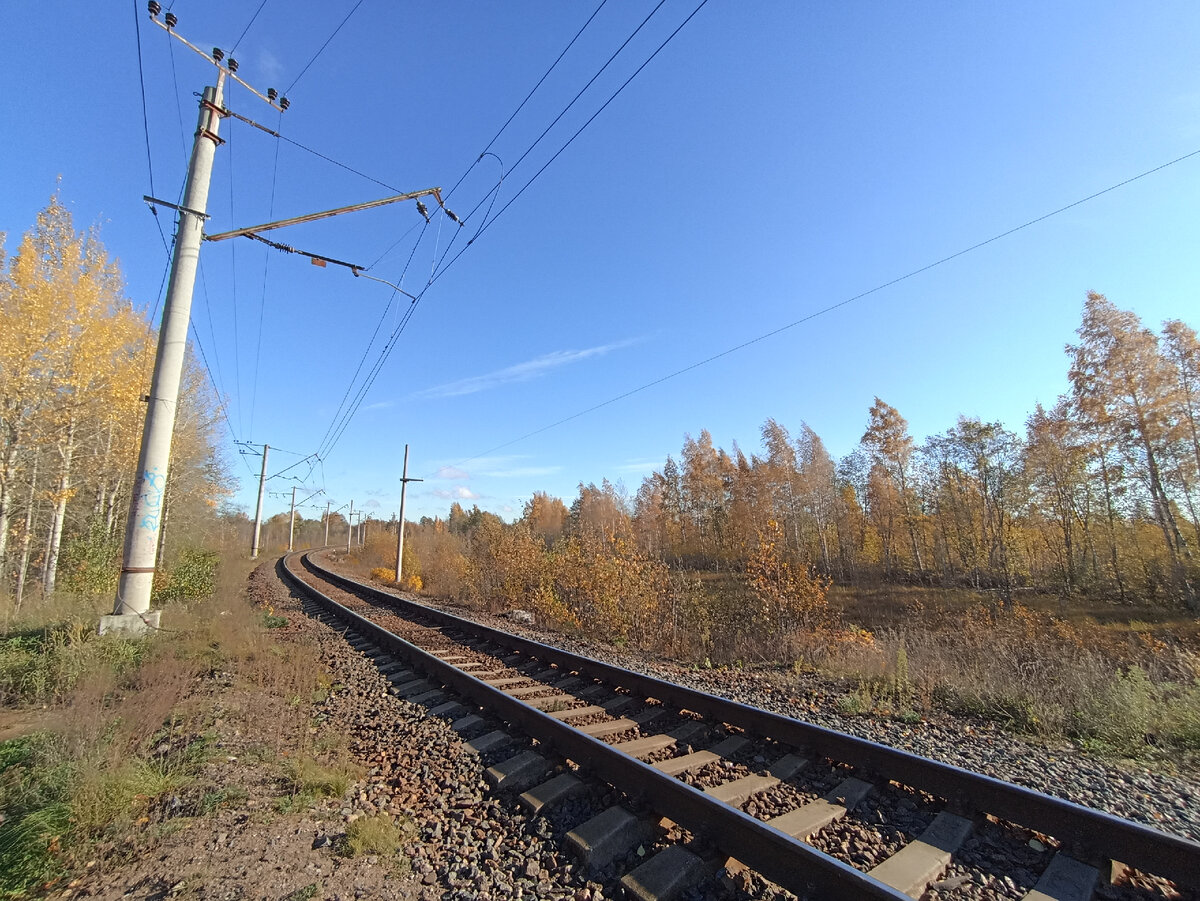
482, 676, 526, 689
505, 684, 557, 698
765, 776, 873, 839
519, 772, 586, 814
485, 750, 550, 792
1021, 852, 1098, 901
548, 704, 607, 721
566, 806, 659, 870
579, 717, 639, 738
867, 810, 973, 898
620, 845, 711, 901
464, 729, 512, 754
703, 753, 807, 806
654, 736, 750, 777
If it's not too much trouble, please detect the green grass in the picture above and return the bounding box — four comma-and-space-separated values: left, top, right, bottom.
338, 814, 413, 859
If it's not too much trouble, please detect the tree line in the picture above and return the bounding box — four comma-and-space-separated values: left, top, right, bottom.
0, 195, 228, 610
414, 293, 1198, 614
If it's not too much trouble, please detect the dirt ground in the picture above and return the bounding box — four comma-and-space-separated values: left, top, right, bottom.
51, 563, 425, 901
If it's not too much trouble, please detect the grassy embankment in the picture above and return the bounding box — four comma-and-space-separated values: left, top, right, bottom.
0, 554, 374, 899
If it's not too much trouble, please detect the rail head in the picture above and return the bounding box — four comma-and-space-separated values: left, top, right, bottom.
295, 551, 1200, 890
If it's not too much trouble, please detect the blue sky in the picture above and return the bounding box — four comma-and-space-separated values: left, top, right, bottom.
4, 2, 1200, 524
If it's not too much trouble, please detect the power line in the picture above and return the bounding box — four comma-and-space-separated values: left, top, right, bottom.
249, 110, 284, 439
230, 0, 269, 54
433, 144, 1200, 477
315, 0, 713, 464
502, 0, 668, 190
132, 0, 157, 198
443, 0, 611, 203
469, 0, 712, 252
284, 0, 366, 95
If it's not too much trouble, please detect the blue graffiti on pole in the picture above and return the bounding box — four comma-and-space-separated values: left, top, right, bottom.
138, 466, 165, 532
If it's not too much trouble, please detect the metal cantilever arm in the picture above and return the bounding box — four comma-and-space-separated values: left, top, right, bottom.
204, 188, 442, 242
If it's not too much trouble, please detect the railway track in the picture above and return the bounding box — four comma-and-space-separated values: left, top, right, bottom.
280, 550, 1200, 901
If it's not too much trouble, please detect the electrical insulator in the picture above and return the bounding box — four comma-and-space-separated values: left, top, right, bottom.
148, 1, 161, 17
227, 57, 238, 73
212, 47, 224, 62
164, 11, 177, 27
267, 87, 278, 101
279, 96, 290, 110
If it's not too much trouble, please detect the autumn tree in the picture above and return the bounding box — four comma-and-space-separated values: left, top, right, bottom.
522, 491, 569, 546
861, 398, 926, 579
1068, 293, 1196, 607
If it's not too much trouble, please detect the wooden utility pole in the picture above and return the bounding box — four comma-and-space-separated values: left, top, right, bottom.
394, 444, 423, 586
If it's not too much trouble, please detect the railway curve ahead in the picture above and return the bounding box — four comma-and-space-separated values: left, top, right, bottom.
280, 550, 1200, 901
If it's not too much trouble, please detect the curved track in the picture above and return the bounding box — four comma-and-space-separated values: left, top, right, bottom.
281, 550, 1200, 901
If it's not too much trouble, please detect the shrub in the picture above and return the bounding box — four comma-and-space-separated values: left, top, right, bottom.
370, 567, 396, 584
153, 548, 219, 603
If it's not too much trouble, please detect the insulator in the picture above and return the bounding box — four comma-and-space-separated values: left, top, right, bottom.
279, 96, 290, 110
227, 57, 238, 73
267, 87, 278, 101
445, 208, 462, 224
164, 11, 177, 27
147, 1, 161, 17
212, 47, 224, 62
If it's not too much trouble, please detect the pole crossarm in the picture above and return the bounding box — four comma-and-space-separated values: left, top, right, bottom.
204, 188, 443, 242
150, 14, 288, 113
143, 195, 210, 220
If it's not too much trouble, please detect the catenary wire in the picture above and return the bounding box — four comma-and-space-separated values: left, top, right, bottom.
443, 0, 611, 203
249, 110, 284, 439
230, 0, 269, 54
499, 0, 669, 190
432, 145, 1200, 477
316, 0, 711, 463
314, 218, 430, 457
285, 0, 366, 95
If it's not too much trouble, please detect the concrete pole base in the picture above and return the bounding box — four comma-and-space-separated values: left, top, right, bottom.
98, 610, 162, 636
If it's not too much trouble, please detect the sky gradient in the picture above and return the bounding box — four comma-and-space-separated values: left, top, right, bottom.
4, 2, 1199, 524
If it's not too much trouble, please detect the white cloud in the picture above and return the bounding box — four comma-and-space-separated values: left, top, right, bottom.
362, 400, 393, 412
479, 465, 562, 479
363, 499, 381, 509
434, 466, 470, 480
615, 459, 662, 473
412, 339, 639, 400
257, 48, 284, 83
432, 486, 480, 500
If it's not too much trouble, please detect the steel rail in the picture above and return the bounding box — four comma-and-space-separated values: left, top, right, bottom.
280, 554, 910, 900
297, 552, 1200, 889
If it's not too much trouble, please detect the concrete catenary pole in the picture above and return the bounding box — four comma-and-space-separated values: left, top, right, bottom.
394, 444, 422, 585
109, 74, 226, 632
323, 500, 331, 546
288, 486, 297, 552
250, 445, 270, 559
347, 500, 354, 553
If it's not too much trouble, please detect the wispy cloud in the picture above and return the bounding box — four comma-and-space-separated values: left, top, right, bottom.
362, 400, 393, 412
437, 455, 562, 479
257, 49, 284, 83
480, 465, 562, 479
432, 486, 480, 500
615, 459, 663, 473
363, 498, 381, 509
412, 339, 639, 400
